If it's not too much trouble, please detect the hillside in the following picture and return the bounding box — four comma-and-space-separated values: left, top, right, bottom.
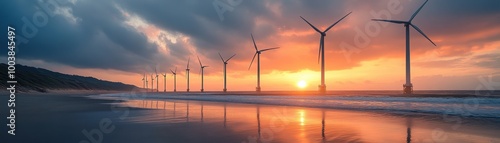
0, 63, 137, 92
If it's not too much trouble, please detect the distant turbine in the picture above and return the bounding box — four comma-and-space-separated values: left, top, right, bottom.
300, 12, 352, 93
186, 57, 191, 92
197, 56, 209, 92
372, 0, 436, 94
170, 67, 177, 92
248, 34, 279, 92
162, 72, 167, 92
145, 74, 148, 90
155, 68, 159, 92
142, 73, 145, 89
218, 53, 236, 92
150, 74, 154, 92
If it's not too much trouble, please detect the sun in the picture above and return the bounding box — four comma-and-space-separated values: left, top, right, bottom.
296, 80, 307, 89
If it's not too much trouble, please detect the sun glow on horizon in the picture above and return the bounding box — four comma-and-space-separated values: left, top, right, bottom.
297, 80, 308, 89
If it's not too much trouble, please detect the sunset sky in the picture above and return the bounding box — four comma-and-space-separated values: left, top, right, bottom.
1, 0, 499, 91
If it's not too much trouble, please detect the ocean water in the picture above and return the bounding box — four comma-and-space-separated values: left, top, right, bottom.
98, 90, 500, 118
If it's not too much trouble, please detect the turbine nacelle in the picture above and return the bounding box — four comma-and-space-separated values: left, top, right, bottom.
170, 67, 177, 75
219, 52, 236, 65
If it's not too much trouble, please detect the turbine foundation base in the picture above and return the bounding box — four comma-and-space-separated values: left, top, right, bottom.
318, 85, 326, 93
256, 87, 261, 92
403, 84, 413, 94
187, 89, 190, 92
223, 89, 227, 92
201, 89, 204, 92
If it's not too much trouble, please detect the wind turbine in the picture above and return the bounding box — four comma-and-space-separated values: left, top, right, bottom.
162, 72, 167, 92
150, 74, 154, 92
218, 53, 236, 92
249, 34, 279, 92
145, 74, 148, 90
142, 73, 145, 89
186, 58, 191, 92
372, 0, 436, 94
170, 67, 177, 92
155, 68, 159, 92
300, 12, 352, 93
197, 56, 209, 92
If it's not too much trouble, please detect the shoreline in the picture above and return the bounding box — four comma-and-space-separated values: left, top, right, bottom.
125, 90, 500, 98
2, 89, 498, 98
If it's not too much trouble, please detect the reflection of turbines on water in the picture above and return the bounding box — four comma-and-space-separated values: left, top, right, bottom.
407, 117, 412, 143
173, 102, 176, 117
405, 102, 413, 143
224, 103, 227, 128
201, 102, 204, 123
322, 109, 326, 139
256, 106, 261, 139
186, 101, 190, 122
404, 102, 413, 143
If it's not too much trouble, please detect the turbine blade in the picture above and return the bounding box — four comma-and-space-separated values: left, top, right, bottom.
197, 55, 203, 67
170, 69, 175, 74
318, 36, 323, 64
248, 52, 257, 70
226, 54, 236, 62
175, 67, 177, 73
187, 57, 190, 68
371, 19, 407, 24
409, 0, 429, 22
324, 12, 352, 32
218, 52, 225, 62
260, 47, 280, 52
300, 16, 322, 33
251, 34, 258, 51
410, 24, 436, 46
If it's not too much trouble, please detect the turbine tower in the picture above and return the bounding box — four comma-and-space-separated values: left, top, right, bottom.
218, 53, 236, 92
197, 56, 209, 92
170, 67, 177, 92
145, 74, 148, 90
248, 34, 279, 92
300, 12, 352, 93
155, 68, 159, 92
142, 73, 145, 89
186, 58, 191, 92
372, 0, 436, 94
150, 74, 154, 92
162, 72, 167, 92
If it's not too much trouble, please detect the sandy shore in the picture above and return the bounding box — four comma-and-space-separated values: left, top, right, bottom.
0, 92, 499, 143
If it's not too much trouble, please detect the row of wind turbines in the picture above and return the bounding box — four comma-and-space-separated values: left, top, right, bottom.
142, 53, 236, 93
142, 0, 436, 94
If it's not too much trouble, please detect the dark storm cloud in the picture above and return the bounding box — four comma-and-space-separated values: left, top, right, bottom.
0, 0, 162, 72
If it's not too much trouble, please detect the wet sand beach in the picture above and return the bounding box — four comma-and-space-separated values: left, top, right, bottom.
1, 92, 499, 143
